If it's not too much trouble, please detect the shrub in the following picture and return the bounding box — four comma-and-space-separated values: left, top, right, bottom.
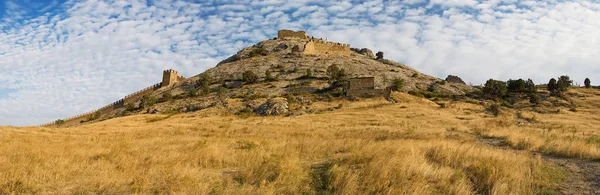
547, 78, 557, 93
411, 73, 418, 78
125, 102, 137, 111
265, 70, 275, 82
528, 93, 539, 105
488, 103, 501, 116
483, 79, 507, 99
162, 92, 173, 101
305, 69, 313, 78
525, 79, 536, 94
55, 119, 65, 125
326, 65, 347, 87
375, 51, 384, 60
141, 94, 156, 108
292, 67, 299, 73
390, 78, 405, 91
217, 86, 229, 100
197, 73, 212, 95
507, 79, 526, 93
242, 71, 258, 84
88, 111, 102, 121
189, 88, 198, 97
556, 75, 572, 93
584, 78, 591, 88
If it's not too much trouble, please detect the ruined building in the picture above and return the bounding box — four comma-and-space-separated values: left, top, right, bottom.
277, 29, 351, 55
162, 69, 186, 87
345, 77, 391, 98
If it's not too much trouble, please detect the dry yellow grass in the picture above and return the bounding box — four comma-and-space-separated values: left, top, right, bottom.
3, 89, 600, 194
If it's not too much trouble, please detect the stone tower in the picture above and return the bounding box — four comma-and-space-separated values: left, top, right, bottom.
162, 69, 180, 87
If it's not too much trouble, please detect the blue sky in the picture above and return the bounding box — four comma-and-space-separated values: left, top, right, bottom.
0, 0, 599, 126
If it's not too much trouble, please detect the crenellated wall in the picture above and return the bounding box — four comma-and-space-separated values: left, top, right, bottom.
303, 38, 351, 55
40, 69, 185, 127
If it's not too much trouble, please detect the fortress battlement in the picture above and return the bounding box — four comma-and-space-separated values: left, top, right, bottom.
277, 30, 351, 55
41, 69, 185, 127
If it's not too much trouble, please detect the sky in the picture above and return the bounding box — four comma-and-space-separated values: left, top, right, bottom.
0, 0, 599, 126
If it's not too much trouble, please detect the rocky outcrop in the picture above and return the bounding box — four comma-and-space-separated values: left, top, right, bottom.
351, 48, 375, 59
445, 75, 466, 84
253, 98, 289, 116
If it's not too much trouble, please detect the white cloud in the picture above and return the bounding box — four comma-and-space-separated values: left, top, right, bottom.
0, 0, 599, 125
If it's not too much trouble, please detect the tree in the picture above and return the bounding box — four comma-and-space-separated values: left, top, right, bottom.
525, 79, 536, 94
242, 70, 258, 84
376, 51, 384, 60
584, 78, 591, 88
507, 79, 526, 93
141, 94, 156, 109
326, 65, 347, 87
528, 93, 539, 105
188, 88, 198, 97
547, 78, 557, 92
556, 75, 572, 93
390, 78, 405, 91
197, 73, 212, 95
482, 79, 507, 99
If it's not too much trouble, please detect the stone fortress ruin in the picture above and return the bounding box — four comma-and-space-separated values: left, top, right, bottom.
40, 69, 185, 127
345, 77, 391, 98
277, 30, 351, 55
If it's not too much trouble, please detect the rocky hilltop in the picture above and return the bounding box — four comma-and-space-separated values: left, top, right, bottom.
46, 30, 472, 127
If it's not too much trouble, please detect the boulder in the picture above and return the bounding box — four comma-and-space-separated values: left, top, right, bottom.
253, 98, 289, 116
445, 75, 466, 84
351, 48, 375, 58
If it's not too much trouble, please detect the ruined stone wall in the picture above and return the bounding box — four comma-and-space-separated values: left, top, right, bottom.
39, 83, 163, 127
347, 77, 375, 90
345, 77, 391, 98
278, 30, 308, 39
303, 39, 351, 55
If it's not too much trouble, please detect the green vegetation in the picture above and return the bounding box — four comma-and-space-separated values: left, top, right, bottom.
375, 51, 384, 60
326, 65, 347, 87
390, 78, 404, 91
265, 70, 275, 82
585, 78, 591, 88
482, 79, 507, 99
556, 75, 572, 94
141, 94, 156, 109
88, 111, 103, 121
197, 73, 212, 95
548, 78, 558, 93
242, 71, 258, 84
55, 119, 65, 125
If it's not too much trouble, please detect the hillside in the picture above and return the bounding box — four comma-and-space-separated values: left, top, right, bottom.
45, 30, 472, 127
4, 88, 600, 194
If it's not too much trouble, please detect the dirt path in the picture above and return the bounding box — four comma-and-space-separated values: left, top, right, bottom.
476, 136, 600, 195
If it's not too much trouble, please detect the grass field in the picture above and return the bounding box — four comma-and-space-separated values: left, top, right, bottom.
1, 88, 599, 194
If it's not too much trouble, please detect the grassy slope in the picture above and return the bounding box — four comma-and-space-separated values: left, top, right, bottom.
2, 89, 600, 194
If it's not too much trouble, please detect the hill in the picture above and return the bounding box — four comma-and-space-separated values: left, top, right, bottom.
43, 30, 472, 127
4, 88, 600, 194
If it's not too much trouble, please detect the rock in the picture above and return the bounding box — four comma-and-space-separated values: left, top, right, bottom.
445, 75, 466, 84
291, 45, 303, 55
253, 98, 289, 116
351, 48, 375, 59
245, 99, 265, 110
273, 43, 288, 52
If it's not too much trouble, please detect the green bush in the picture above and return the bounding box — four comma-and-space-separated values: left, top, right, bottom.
305, 69, 313, 78
197, 73, 212, 95
141, 94, 156, 108
507, 79, 526, 93
55, 119, 65, 125
547, 78, 557, 92
483, 79, 507, 99
488, 104, 501, 116
584, 78, 591, 88
326, 65, 347, 87
556, 75, 572, 93
528, 93, 539, 105
243, 71, 258, 84
162, 92, 173, 101
88, 111, 102, 121
188, 88, 198, 97
390, 78, 404, 91
125, 102, 137, 111
265, 70, 275, 81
